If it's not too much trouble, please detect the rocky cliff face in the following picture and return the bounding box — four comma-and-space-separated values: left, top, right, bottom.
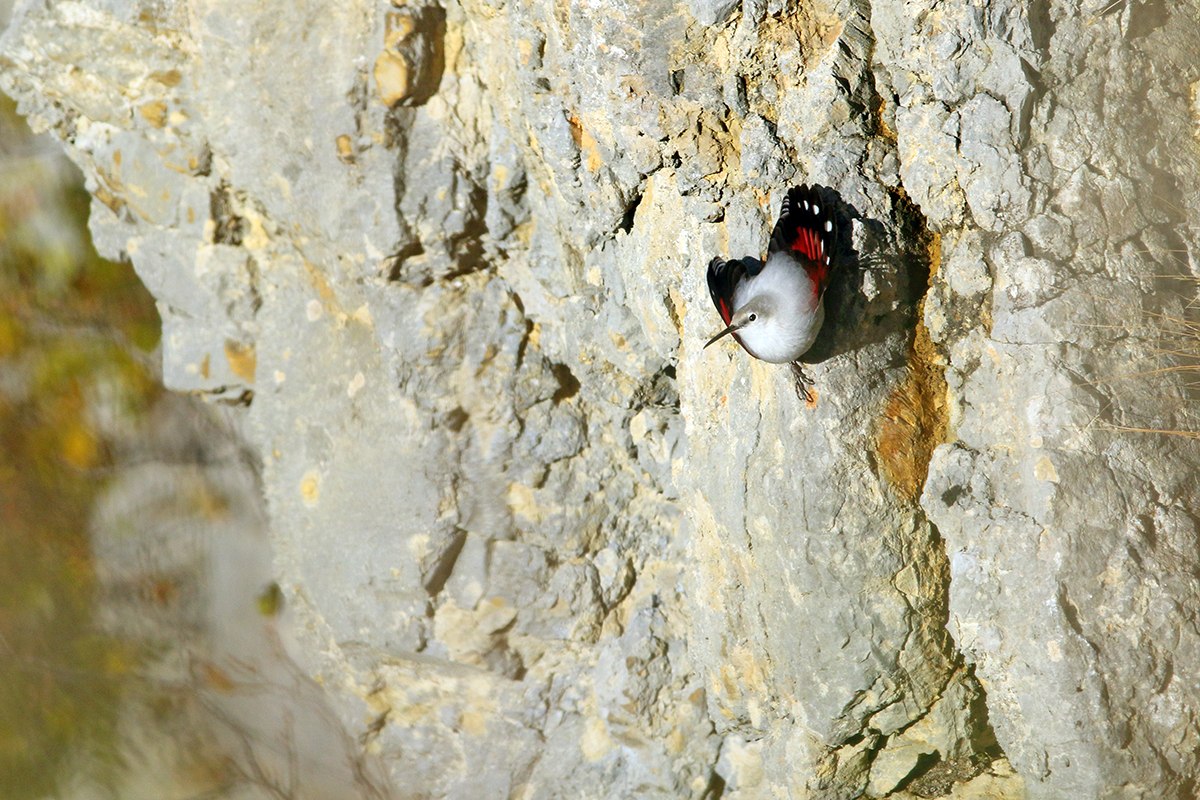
4, 0, 1199, 796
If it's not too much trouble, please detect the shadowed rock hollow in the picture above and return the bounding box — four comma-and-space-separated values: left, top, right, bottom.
3, 0, 1199, 796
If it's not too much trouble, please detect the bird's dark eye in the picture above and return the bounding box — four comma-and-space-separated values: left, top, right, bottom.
748, 313, 757, 322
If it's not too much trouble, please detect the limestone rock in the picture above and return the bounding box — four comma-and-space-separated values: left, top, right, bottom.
4, 0, 1199, 797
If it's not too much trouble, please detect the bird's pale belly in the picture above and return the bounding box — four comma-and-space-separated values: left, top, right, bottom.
737, 301, 825, 363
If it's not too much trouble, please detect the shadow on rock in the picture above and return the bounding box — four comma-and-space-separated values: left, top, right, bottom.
800, 185, 933, 368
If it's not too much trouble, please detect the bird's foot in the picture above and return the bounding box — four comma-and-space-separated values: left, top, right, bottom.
789, 361, 815, 404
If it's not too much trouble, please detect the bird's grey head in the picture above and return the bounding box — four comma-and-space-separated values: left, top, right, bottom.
704, 296, 773, 349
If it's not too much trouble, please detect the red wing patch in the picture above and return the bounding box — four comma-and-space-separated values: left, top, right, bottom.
791, 227, 825, 264
717, 297, 732, 325
774, 185, 836, 299
795, 231, 830, 299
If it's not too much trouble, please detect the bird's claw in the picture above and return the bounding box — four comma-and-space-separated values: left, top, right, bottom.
790, 361, 815, 404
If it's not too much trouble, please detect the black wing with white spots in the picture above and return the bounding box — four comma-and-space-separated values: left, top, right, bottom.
769, 185, 836, 297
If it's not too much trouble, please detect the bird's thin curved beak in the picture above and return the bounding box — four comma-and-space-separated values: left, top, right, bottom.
704, 323, 741, 349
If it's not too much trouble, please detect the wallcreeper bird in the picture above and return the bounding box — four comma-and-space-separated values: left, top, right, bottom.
705, 185, 836, 402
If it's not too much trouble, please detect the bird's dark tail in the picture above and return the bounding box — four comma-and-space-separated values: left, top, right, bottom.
706, 256, 749, 326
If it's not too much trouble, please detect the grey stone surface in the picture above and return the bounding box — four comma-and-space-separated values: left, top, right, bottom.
879, 0, 1200, 797
4, 0, 1199, 797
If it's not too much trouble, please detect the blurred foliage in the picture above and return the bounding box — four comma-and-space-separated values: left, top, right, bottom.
256, 581, 284, 618
0, 92, 161, 797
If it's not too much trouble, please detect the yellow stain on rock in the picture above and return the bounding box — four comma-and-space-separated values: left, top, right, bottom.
239, 207, 273, 250
491, 163, 508, 193
567, 114, 603, 172
666, 286, 686, 334
461, 710, 487, 736
718, 664, 743, 704
149, 69, 182, 87
336, 134, 355, 164
876, 314, 949, 501
300, 470, 320, 507
303, 260, 341, 312
374, 51, 411, 108
224, 340, 256, 383
581, 715, 614, 762
94, 184, 125, 216
139, 100, 168, 129
1034, 456, 1059, 483
385, 12, 416, 45
716, 644, 770, 706
507, 482, 557, 524
517, 38, 538, 66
